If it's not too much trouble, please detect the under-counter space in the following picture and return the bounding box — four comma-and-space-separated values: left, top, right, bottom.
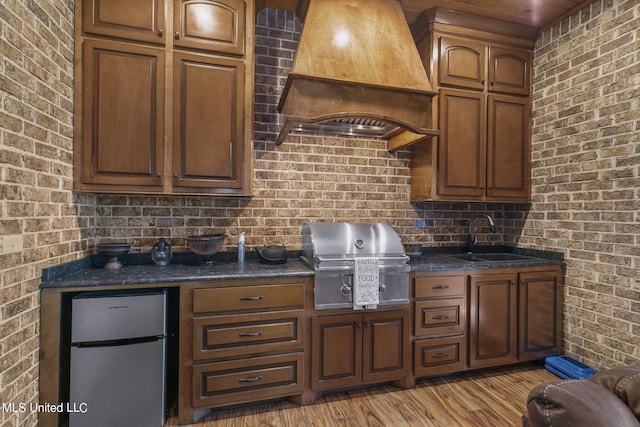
39, 266, 314, 427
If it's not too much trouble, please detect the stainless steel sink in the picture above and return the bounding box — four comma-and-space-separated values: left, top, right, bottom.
441, 253, 535, 263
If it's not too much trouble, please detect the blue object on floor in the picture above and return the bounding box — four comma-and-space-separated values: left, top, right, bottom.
545, 356, 597, 379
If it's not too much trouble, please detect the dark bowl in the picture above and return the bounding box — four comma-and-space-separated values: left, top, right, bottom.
255, 245, 287, 264
186, 234, 226, 255
95, 243, 131, 257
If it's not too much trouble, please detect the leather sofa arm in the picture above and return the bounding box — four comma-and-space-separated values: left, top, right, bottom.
589, 364, 640, 419
526, 379, 640, 427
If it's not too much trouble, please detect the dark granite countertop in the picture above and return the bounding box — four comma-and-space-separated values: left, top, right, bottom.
40, 258, 315, 289
408, 253, 564, 272
40, 247, 563, 290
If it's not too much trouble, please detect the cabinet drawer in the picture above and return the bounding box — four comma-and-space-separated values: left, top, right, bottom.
415, 275, 465, 298
414, 335, 466, 377
415, 298, 465, 337
192, 353, 303, 408
193, 283, 304, 314
193, 311, 304, 360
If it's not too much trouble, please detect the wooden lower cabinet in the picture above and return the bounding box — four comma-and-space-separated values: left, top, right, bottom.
469, 272, 519, 368
519, 270, 563, 360
192, 353, 303, 409
469, 268, 563, 369
180, 278, 308, 424
412, 273, 468, 377
413, 266, 563, 378
311, 310, 410, 392
414, 335, 466, 376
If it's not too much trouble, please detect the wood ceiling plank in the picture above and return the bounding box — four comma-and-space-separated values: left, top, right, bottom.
260, 0, 599, 38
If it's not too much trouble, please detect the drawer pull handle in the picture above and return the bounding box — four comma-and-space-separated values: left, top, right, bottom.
432, 315, 449, 320
432, 353, 449, 359
239, 376, 263, 383
432, 285, 449, 290
239, 331, 263, 337
240, 296, 264, 301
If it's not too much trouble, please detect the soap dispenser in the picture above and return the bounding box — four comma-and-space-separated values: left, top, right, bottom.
151, 238, 173, 266
238, 232, 245, 263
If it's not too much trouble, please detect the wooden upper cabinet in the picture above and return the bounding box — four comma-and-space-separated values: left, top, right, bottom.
80, 39, 165, 188
487, 94, 530, 199
172, 51, 245, 191
438, 37, 530, 96
82, 0, 166, 44
74, 0, 254, 195
437, 88, 486, 198
488, 46, 531, 95
439, 37, 486, 90
173, 0, 245, 55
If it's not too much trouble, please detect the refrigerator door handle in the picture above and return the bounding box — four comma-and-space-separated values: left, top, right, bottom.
72, 335, 164, 348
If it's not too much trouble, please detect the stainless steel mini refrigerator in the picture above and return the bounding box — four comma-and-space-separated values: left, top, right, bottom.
69, 290, 167, 427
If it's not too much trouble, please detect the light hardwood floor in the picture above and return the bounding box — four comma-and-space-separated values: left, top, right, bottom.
172, 363, 559, 427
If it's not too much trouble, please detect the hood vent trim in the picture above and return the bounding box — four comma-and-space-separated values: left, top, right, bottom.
276, 0, 438, 144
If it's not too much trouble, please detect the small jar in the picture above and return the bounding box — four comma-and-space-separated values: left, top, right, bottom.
151, 238, 173, 266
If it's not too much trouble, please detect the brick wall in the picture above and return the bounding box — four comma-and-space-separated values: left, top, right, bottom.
529, 0, 639, 369
1, 1, 637, 425
0, 1, 95, 426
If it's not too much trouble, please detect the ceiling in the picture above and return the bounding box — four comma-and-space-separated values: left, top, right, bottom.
400, 0, 598, 31
260, 0, 599, 33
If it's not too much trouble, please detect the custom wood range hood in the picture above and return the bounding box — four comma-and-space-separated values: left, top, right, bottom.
275, 0, 439, 147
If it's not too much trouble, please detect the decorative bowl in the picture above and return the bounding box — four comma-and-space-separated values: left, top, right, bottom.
187, 234, 226, 265
255, 245, 287, 264
95, 243, 131, 270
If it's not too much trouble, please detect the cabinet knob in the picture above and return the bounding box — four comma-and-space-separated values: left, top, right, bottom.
490, 80, 495, 86
175, 32, 180, 40
157, 29, 163, 37
481, 79, 486, 85
173, 173, 179, 180
156, 172, 161, 177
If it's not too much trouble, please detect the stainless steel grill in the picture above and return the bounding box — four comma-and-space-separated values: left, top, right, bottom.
301, 222, 409, 310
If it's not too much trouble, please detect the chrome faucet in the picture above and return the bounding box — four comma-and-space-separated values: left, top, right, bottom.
466, 214, 497, 253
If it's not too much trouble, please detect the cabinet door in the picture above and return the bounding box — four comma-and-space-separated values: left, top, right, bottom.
486, 94, 530, 200
438, 37, 486, 90
469, 273, 518, 368
519, 270, 563, 360
362, 311, 409, 384
311, 314, 362, 391
437, 89, 486, 198
488, 46, 530, 95
82, 0, 166, 44
172, 51, 245, 191
174, 0, 245, 55
80, 39, 165, 188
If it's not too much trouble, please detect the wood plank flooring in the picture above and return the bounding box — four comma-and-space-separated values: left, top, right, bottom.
170, 363, 559, 427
